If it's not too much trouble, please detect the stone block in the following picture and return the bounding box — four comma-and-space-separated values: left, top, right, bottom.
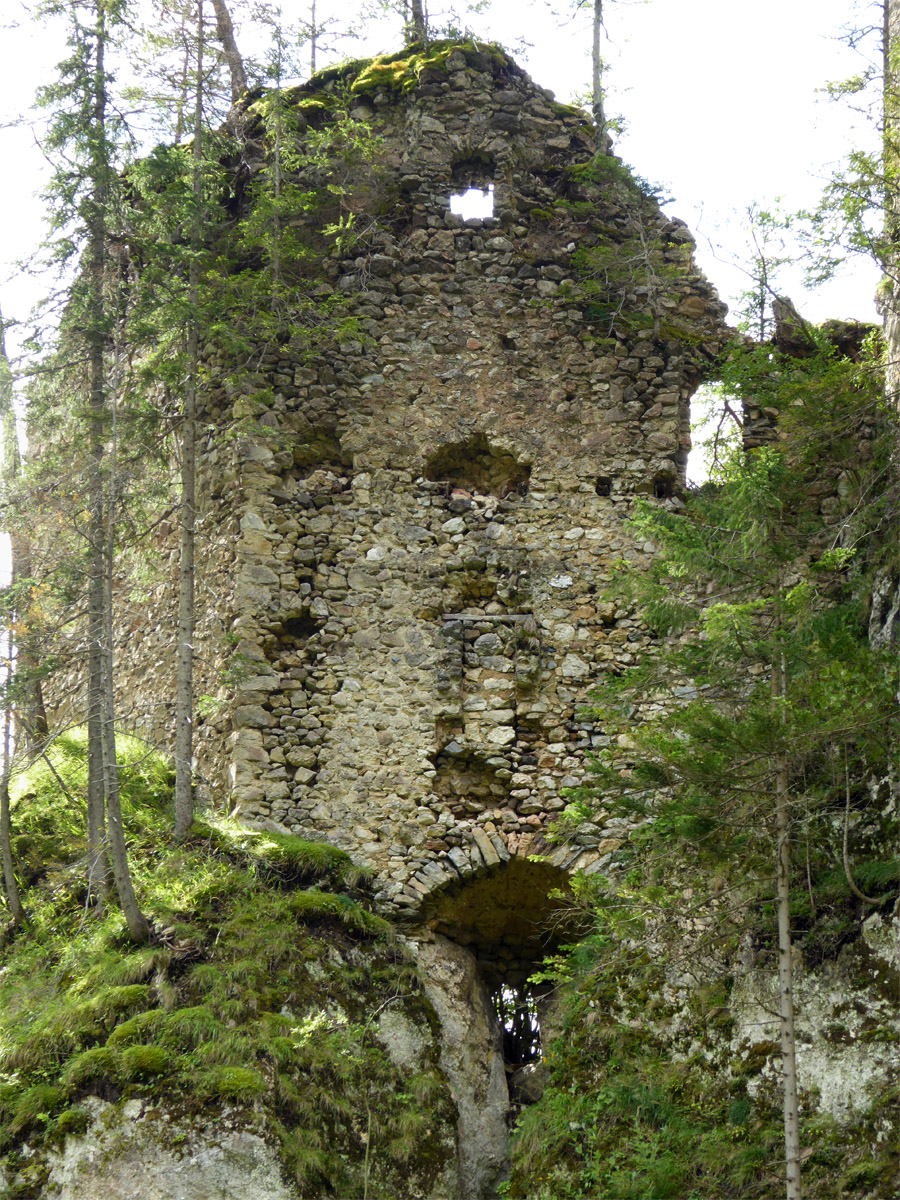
233, 705, 274, 729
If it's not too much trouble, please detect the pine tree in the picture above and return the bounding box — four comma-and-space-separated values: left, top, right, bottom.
0, 308, 24, 928
173, 0, 206, 841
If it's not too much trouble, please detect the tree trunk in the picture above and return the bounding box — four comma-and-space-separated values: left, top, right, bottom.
773, 655, 802, 1200
591, 0, 607, 150
408, 0, 427, 43
0, 311, 48, 757
210, 0, 246, 103
86, 12, 111, 910
0, 314, 23, 926
9, 536, 48, 755
310, 0, 317, 75
174, 0, 203, 843
101, 512, 150, 943
0, 660, 23, 926
87, 5, 147, 941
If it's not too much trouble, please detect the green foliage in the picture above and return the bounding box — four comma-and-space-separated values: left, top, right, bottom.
506, 915, 899, 1200
503, 930, 782, 1200
564, 157, 688, 337
514, 335, 900, 1198
578, 348, 899, 923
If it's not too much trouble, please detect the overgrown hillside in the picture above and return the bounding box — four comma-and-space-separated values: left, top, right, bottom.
0, 733, 457, 1199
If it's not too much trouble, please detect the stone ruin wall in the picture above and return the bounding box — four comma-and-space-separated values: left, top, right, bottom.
105, 46, 731, 947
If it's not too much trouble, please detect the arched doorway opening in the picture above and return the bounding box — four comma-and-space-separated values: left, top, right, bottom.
422, 857, 575, 1096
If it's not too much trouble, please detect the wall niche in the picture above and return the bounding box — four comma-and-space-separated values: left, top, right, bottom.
425, 433, 530, 499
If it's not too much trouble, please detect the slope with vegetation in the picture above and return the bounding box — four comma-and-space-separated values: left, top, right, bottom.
0, 732, 457, 1199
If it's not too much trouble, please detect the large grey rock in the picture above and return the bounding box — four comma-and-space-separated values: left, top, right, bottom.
415, 936, 510, 1200
45, 1099, 295, 1200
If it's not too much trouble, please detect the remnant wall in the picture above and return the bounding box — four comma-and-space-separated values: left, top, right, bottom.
108, 43, 729, 925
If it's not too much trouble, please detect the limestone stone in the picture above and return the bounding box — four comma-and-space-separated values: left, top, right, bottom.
415, 936, 509, 1200
45, 1100, 294, 1200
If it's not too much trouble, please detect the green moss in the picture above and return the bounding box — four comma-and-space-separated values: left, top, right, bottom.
53, 1107, 90, 1137
0, 731, 454, 1198
196, 1065, 267, 1099
61, 1045, 118, 1090
106, 1009, 168, 1048
293, 98, 329, 116
119, 1044, 171, 1079
10, 1085, 65, 1135
348, 40, 505, 97
288, 887, 391, 936
548, 99, 588, 120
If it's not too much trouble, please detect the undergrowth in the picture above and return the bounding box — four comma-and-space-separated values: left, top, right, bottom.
0, 731, 454, 1199
501, 918, 898, 1200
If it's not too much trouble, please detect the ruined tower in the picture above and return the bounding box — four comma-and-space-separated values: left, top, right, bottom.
113, 42, 728, 973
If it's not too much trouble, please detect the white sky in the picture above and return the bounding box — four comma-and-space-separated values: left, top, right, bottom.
0, 0, 885, 357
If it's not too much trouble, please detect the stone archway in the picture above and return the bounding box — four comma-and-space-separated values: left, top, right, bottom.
424, 856, 571, 992
408, 858, 577, 1198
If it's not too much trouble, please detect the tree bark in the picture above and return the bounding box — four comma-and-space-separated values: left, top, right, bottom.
101, 509, 150, 943
0, 311, 48, 756
407, 0, 427, 43
0, 654, 23, 926
591, 0, 607, 150
174, 0, 203, 843
0, 311, 25, 926
309, 0, 317, 75
210, 0, 246, 103
86, 12, 111, 910
86, 4, 148, 941
773, 654, 802, 1200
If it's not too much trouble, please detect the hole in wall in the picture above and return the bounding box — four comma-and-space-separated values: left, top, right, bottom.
493, 983, 542, 1067
450, 184, 494, 219
282, 614, 324, 644
449, 153, 496, 221
425, 859, 574, 1088
595, 475, 611, 497
653, 475, 675, 499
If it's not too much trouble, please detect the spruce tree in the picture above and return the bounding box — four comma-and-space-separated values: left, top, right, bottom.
35, 0, 150, 941
576, 337, 898, 1200
0, 309, 24, 928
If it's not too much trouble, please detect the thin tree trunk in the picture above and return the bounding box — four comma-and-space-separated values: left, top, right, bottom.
101, 507, 150, 942
0, 313, 23, 926
310, 0, 317, 75
0, 668, 23, 926
87, 5, 147, 940
174, 0, 203, 843
86, 12, 111, 909
408, 0, 427, 43
0, 312, 48, 756
210, 0, 246, 103
9, 536, 49, 754
773, 654, 802, 1200
592, 0, 607, 150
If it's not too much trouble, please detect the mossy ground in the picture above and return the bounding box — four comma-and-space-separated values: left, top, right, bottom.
0, 732, 455, 1199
